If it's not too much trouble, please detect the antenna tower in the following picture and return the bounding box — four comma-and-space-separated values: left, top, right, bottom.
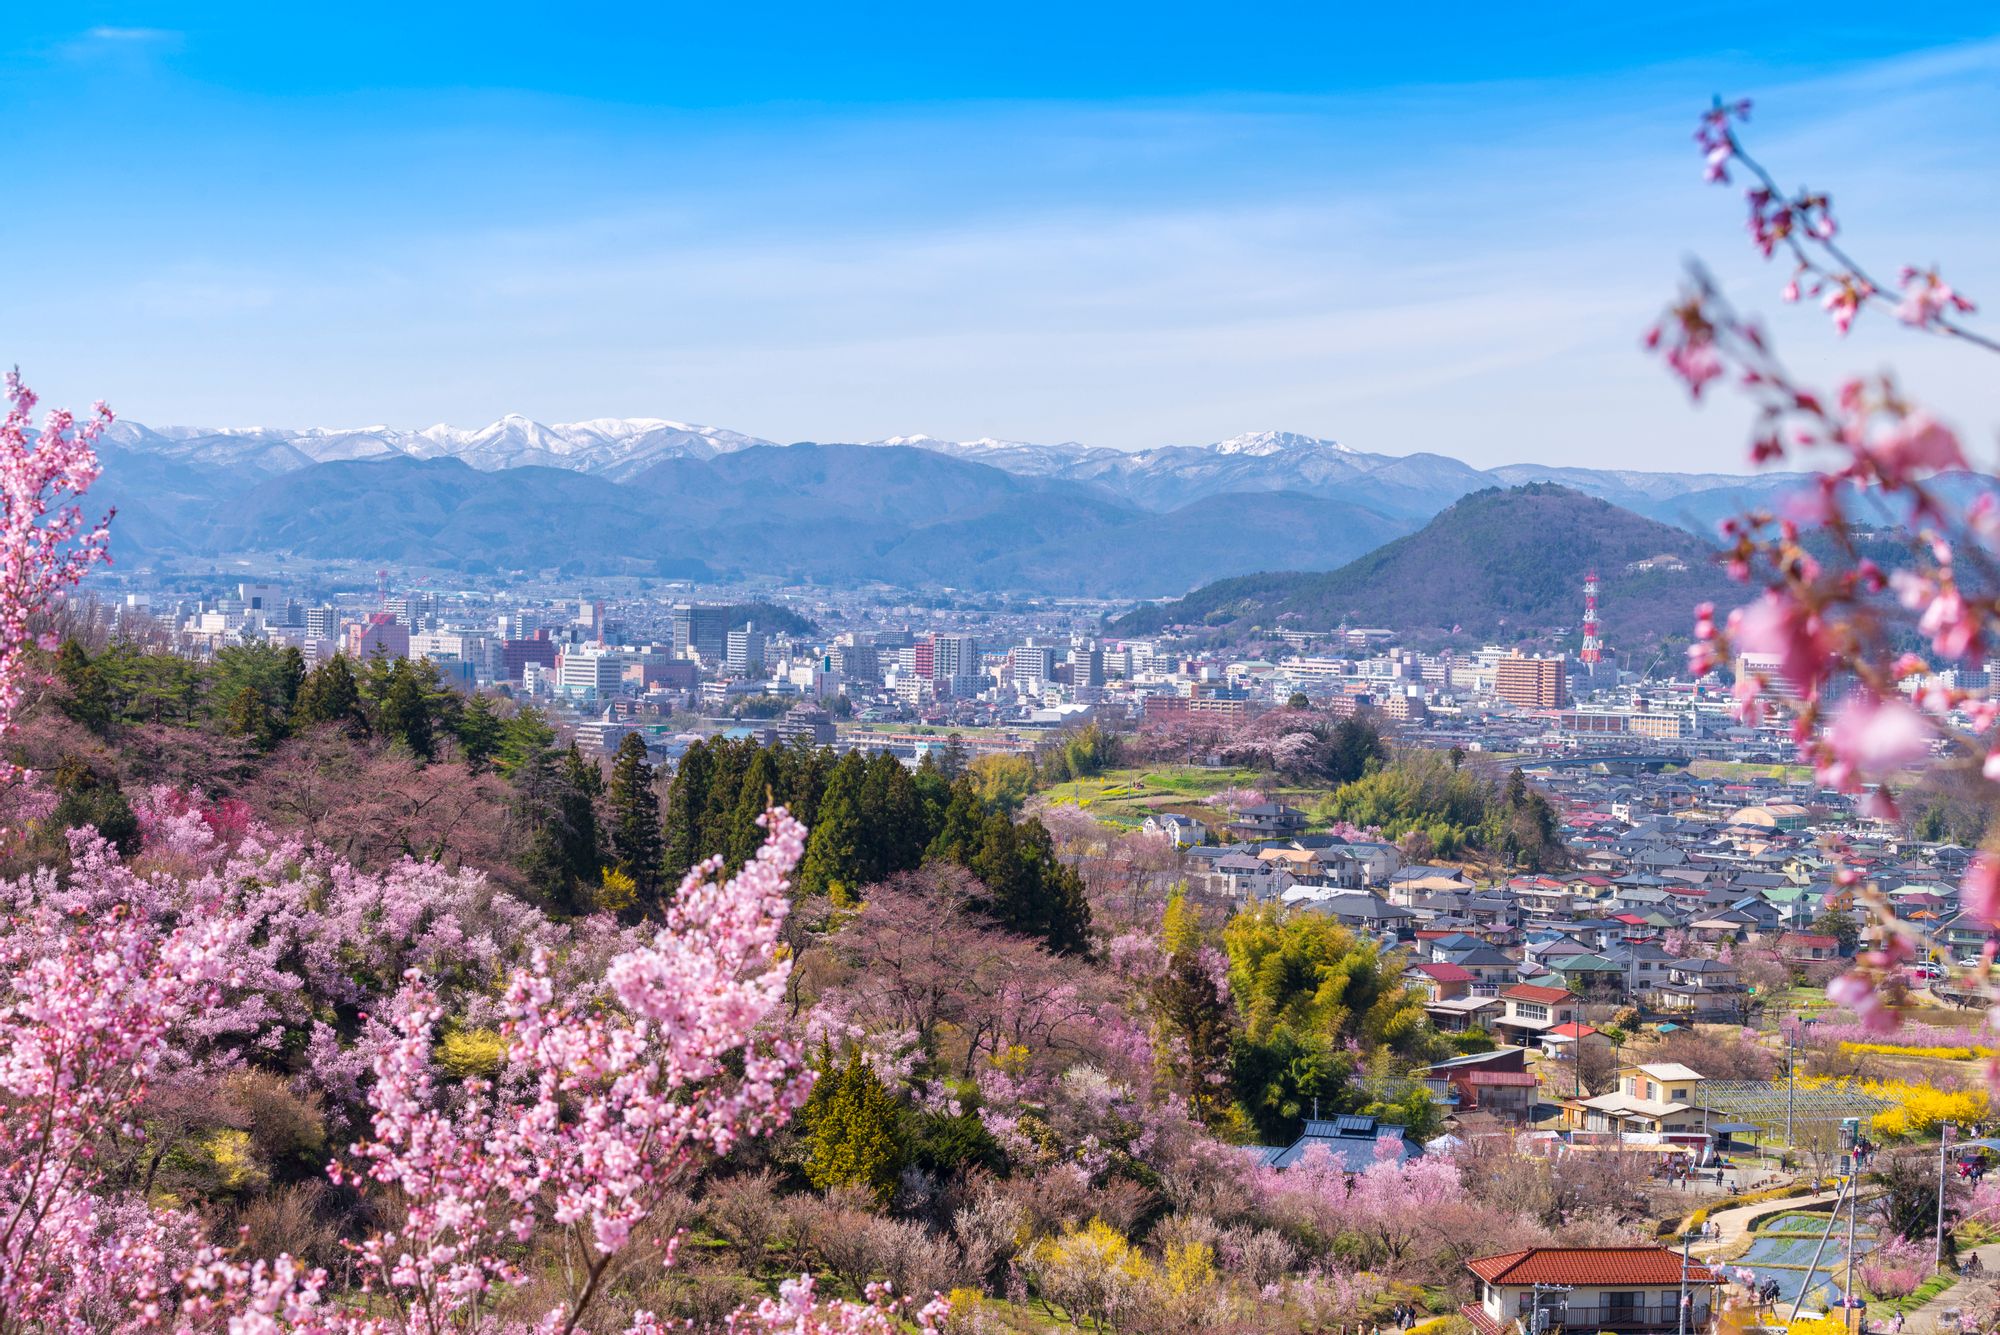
1580, 570, 1603, 671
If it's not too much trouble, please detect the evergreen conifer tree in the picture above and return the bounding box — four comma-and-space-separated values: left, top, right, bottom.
798, 1048, 906, 1201
454, 693, 503, 772
660, 738, 712, 884
606, 732, 664, 900
797, 750, 866, 904
291, 654, 364, 732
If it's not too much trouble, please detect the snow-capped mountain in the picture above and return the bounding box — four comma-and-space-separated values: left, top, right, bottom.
102, 415, 778, 483
102, 412, 1799, 525
1211, 429, 1354, 457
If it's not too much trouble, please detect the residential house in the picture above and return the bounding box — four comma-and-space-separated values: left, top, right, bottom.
1650, 957, 1744, 1018
1229, 802, 1308, 839
1461, 1247, 1717, 1335
1561, 1061, 1711, 1139
1245, 1114, 1425, 1172
1491, 983, 1581, 1046
1775, 931, 1841, 963
1141, 812, 1208, 848
1425, 1047, 1537, 1121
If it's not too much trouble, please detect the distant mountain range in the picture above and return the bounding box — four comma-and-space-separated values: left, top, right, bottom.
1109, 484, 1744, 653
92, 413, 1816, 596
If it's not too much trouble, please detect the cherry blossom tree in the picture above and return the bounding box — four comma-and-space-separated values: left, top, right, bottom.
0, 372, 113, 740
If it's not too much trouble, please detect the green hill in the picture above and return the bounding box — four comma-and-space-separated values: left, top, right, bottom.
1109, 483, 1737, 653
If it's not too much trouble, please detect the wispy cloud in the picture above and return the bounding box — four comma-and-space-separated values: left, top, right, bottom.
83, 26, 178, 43
57, 24, 181, 63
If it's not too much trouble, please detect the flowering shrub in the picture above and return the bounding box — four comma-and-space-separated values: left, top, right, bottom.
0, 372, 113, 741
1840, 1041, 1993, 1061
1858, 1235, 1932, 1300
1810, 1021, 1992, 1053
1792, 1075, 1990, 1140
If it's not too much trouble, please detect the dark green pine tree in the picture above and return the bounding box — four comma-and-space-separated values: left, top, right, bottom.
606, 732, 664, 900
454, 692, 504, 772
726, 747, 779, 868
968, 813, 1091, 955
698, 738, 753, 862
857, 749, 920, 883
660, 738, 713, 884
378, 663, 436, 761
559, 743, 602, 888
510, 740, 573, 907
1153, 942, 1236, 1124
291, 654, 365, 732
276, 645, 307, 717
925, 780, 986, 864
47, 756, 142, 855
54, 640, 114, 733
937, 733, 970, 783
224, 683, 272, 746
496, 706, 558, 776
779, 739, 833, 829
796, 750, 866, 904
912, 753, 952, 851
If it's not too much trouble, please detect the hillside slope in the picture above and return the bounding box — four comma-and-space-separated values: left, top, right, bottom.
1109, 484, 1737, 649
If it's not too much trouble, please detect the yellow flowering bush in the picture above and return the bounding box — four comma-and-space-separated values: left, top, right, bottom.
1793, 1075, 1989, 1140
1839, 1041, 1992, 1061
437, 1026, 508, 1079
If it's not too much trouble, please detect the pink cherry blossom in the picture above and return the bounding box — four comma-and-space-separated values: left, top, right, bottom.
1965, 856, 2000, 928
1729, 590, 1833, 699
1817, 694, 1930, 793
1897, 267, 1977, 328
0, 372, 113, 744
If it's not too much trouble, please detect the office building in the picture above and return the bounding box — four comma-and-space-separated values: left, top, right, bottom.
1494, 654, 1567, 710
674, 605, 731, 664
726, 625, 765, 676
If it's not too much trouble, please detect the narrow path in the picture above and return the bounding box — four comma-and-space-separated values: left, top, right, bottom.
1690, 1187, 1846, 1257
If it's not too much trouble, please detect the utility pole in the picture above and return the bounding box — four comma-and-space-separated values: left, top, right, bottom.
1784, 1022, 1796, 1151
1678, 1228, 1692, 1335
1844, 1147, 1860, 1334
1938, 1123, 1956, 1273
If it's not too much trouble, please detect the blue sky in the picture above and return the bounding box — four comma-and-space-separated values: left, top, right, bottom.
5, 5, 1998, 470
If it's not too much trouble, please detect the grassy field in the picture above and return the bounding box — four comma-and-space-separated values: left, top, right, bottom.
1040, 765, 1323, 831
1683, 760, 1817, 783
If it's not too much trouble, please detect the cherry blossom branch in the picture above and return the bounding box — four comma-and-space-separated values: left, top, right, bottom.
1697, 98, 1998, 350
1658, 98, 2000, 1063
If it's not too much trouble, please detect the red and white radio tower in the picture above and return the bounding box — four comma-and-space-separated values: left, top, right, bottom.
1580, 570, 1603, 671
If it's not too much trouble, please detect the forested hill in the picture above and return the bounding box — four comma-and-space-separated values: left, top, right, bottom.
1110, 483, 1738, 650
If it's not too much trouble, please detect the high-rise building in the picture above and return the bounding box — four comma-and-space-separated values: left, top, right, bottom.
1069, 645, 1105, 688
934, 634, 978, 680
830, 643, 880, 683
912, 638, 937, 680
386, 592, 440, 630
304, 605, 339, 639
673, 605, 730, 664
497, 611, 549, 641
1494, 654, 1567, 710
556, 648, 629, 700
237, 583, 286, 614
1011, 643, 1058, 687
502, 636, 557, 682
726, 625, 765, 676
